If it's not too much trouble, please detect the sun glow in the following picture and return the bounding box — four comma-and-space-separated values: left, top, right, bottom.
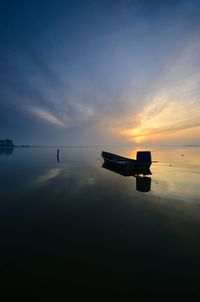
121, 128, 145, 143
120, 96, 200, 144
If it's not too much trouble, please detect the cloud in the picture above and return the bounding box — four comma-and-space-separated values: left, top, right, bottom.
25, 105, 66, 127
24, 101, 96, 130
121, 95, 200, 143
1, 0, 200, 145
118, 33, 200, 144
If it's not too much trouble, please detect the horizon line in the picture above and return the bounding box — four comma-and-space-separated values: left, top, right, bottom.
12, 144, 200, 148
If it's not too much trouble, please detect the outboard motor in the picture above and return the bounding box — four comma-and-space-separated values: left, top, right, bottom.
136, 151, 152, 164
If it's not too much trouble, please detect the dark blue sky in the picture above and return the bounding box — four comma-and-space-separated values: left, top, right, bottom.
1, 0, 200, 145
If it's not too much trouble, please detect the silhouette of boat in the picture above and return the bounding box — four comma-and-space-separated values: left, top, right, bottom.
101, 151, 152, 170
102, 162, 151, 192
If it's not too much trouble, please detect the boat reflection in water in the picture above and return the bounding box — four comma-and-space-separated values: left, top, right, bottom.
102, 161, 152, 192
136, 175, 151, 192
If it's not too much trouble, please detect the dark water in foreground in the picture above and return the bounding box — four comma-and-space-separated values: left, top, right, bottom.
0, 146, 200, 296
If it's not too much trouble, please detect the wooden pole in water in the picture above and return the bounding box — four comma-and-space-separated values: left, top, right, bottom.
57, 148, 59, 163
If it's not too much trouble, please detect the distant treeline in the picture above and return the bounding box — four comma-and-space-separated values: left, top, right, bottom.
0, 139, 15, 147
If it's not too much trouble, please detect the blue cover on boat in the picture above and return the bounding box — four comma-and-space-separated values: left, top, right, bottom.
136, 151, 151, 163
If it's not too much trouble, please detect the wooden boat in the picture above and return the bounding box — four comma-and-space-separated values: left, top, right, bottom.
101, 151, 152, 170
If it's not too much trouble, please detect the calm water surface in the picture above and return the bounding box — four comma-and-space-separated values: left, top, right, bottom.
0, 146, 200, 296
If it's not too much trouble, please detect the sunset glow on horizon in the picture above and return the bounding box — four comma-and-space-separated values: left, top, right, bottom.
121, 97, 200, 144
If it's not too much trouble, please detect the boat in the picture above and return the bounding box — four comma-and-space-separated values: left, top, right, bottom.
101, 151, 152, 170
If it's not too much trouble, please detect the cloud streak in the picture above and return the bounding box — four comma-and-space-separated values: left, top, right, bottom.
1, 0, 200, 144
25, 106, 66, 127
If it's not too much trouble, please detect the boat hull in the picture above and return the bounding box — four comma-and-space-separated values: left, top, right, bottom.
101, 151, 152, 169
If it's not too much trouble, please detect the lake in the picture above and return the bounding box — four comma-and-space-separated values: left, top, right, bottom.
0, 146, 200, 297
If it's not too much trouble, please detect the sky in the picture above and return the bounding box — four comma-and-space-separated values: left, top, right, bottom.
1, 0, 200, 145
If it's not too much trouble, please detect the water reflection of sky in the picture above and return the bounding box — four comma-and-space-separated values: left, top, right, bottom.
124, 146, 200, 200
1, 146, 199, 203
0, 146, 200, 294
